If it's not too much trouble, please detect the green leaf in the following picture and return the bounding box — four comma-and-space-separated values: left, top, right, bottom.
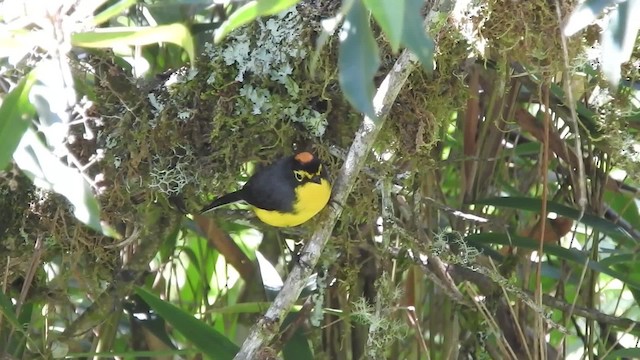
0, 293, 34, 358
71, 24, 195, 66
125, 295, 177, 350
564, 0, 619, 36
0, 291, 21, 329
135, 287, 239, 360
338, 0, 380, 119
604, 190, 640, 232
400, 0, 435, 71
282, 314, 313, 360
0, 70, 37, 170
472, 197, 635, 245
363, 0, 404, 52
13, 128, 116, 237
600, 0, 640, 87
10, 302, 34, 358
91, 0, 138, 26
604, 347, 640, 359
214, 0, 300, 43
465, 233, 640, 290
599, 253, 640, 267
144, 2, 214, 25
512, 142, 542, 157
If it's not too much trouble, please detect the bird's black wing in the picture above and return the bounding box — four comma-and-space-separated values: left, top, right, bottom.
242, 157, 296, 212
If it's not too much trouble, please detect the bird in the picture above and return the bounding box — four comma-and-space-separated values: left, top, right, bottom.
200, 152, 331, 227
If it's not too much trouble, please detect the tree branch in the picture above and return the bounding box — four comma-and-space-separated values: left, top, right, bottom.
232, 30, 423, 360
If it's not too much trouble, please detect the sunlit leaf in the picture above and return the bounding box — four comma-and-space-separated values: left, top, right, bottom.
136, 287, 239, 360
0, 70, 37, 170
91, 0, 138, 26
71, 24, 195, 66
13, 128, 116, 237
0, 30, 48, 61
256, 251, 283, 301
214, 0, 300, 43
338, 0, 380, 119
600, 0, 640, 87
363, 0, 405, 52
29, 59, 76, 142
564, 0, 619, 36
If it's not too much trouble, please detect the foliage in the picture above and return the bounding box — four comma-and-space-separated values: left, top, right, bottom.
0, 0, 640, 359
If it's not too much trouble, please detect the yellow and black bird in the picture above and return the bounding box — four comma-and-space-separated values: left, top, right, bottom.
200, 152, 331, 227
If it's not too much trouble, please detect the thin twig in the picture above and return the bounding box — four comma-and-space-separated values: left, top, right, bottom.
555, 0, 587, 216
450, 265, 640, 331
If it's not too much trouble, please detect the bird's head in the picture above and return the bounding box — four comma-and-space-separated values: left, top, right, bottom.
291, 152, 324, 184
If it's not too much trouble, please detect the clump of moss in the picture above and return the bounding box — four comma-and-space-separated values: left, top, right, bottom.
474, 0, 579, 73
0, 168, 35, 246
0, 169, 40, 287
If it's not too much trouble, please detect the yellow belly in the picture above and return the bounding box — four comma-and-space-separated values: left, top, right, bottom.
252, 179, 331, 227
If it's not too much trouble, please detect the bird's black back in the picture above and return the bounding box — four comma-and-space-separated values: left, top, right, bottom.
242, 156, 298, 212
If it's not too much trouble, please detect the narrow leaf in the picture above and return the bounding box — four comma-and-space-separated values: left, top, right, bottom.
0, 70, 37, 170
363, 0, 405, 52
71, 24, 195, 66
472, 197, 635, 245
0, 291, 21, 329
10, 302, 34, 358
601, 0, 640, 87
599, 253, 640, 267
214, 0, 300, 43
338, 0, 380, 119
401, 0, 435, 71
136, 287, 239, 360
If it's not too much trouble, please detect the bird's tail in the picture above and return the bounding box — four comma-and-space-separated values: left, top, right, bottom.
200, 190, 245, 213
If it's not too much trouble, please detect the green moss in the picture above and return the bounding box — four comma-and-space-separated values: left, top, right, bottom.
477, 0, 581, 73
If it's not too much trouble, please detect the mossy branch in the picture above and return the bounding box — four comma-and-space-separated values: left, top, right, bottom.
232, 39, 423, 360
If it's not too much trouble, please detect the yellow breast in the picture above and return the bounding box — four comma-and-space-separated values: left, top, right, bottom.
252, 179, 331, 227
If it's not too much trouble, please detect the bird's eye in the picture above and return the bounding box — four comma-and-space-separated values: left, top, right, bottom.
294, 171, 304, 181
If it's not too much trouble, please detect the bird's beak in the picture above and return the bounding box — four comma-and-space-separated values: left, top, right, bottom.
311, 175, 322, 184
